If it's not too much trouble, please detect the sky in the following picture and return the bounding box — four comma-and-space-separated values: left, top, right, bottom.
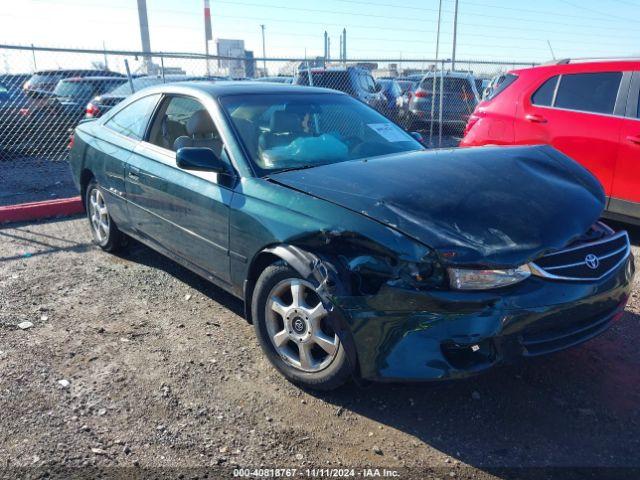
1, 0, 640, 74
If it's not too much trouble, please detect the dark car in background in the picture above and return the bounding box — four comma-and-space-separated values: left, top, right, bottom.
85, 75, 214, 118
376, 78, 403, 121
0, 74, 33, 158
294, 67, 387, 114
397, 79, 417, 95
23, 69, 125, 97
404, 70, 480, 132
54, 76, 128, 116
69, 82, 633, 390
0, 73, 31, 95
5, 76, 128, 157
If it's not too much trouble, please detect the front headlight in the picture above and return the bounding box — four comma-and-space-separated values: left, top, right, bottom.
448, 265, 531, 290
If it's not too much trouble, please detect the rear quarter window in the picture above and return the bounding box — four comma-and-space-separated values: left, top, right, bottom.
531, 75, 559, 106
105, 94, 161, 140
485, 73, 518, 101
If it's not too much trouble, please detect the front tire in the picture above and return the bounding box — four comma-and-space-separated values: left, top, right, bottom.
252, 263, 354, 390
85, 179, 123, 252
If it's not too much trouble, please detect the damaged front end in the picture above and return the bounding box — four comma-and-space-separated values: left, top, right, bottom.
249, 145, 633, 381
317, 221, 634, 382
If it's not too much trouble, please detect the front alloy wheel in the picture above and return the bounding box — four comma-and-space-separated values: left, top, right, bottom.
252, 263, 354, 390
266, 278, 339, 372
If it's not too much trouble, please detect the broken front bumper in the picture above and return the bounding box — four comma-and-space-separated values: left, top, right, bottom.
335, 254, 635, 382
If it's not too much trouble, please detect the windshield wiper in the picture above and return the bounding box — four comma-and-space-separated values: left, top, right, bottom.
271, 164, 320, 174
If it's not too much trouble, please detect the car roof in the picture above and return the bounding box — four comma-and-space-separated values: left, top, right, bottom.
420, 70, 475, 78
511, 59, 640, 75
137, 81, 345, 97
60, 76, 127, 83
32, 69, 116, 75
300, 66, 367, 73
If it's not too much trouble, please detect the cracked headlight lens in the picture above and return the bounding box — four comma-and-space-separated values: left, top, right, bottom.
448, 265, 531, 290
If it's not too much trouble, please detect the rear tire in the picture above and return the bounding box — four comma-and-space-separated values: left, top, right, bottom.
252, 263, 354, 391
85, 179, 123, 252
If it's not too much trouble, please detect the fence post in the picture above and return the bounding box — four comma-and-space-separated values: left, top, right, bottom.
31, 43, 37, 71
438, 60, 444, 147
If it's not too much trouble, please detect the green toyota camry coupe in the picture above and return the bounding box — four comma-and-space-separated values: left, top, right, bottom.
69, 82, 634, 390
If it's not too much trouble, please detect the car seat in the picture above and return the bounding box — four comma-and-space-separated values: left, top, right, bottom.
259, 111, 303, 151
173, 109, 222, 156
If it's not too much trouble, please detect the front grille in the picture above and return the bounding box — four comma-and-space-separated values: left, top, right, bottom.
530, 231, 630, 281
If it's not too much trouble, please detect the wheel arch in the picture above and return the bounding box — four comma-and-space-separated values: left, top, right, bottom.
79, 169, 95, 208
243, 244, 325, 324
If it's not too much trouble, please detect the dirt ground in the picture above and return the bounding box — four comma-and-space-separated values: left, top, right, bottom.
1, 217, 640, 480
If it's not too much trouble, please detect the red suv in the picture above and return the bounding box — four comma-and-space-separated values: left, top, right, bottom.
461, 59, 640, 224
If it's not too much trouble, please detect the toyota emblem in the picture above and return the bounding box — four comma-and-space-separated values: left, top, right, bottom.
585, 254, 599, 270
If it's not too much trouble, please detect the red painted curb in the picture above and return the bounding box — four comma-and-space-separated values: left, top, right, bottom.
0, 196, 84, 224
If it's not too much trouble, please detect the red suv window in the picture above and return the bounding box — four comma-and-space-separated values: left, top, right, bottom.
531, 76, 559, 106
554, 72, 621, 114
531, 72, 622, 114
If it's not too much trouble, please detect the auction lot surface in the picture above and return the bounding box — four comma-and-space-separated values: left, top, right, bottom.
1, 217, 640, 479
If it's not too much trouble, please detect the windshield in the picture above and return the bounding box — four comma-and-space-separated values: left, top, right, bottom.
54, 81, 95, 98
296, 71, 354, 94
220, 93, 423, 175
419, 76, 475, 95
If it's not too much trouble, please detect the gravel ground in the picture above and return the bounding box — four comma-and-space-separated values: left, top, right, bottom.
1, 217, 640, 479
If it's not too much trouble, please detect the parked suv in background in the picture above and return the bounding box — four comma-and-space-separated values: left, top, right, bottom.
461, 59, 640, 224
23, 69, 125, 97
403, 70, 480, 132
294, 67, 387, 114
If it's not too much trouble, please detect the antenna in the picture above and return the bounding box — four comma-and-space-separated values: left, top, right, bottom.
547, 40, 556, 61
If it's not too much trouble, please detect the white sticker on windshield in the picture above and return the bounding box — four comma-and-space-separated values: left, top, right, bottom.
367, 123, 408, 142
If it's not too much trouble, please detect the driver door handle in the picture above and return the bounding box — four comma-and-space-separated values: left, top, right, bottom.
128, 167, 140, 181
626, 135, 640, 145
525, 114, 547, 123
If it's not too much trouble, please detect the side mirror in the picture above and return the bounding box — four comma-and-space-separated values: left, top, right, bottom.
176, 147, 229, 173
410, 131, 426, 145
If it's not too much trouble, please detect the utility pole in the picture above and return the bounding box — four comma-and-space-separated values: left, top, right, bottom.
204, 0, 213, 76
452, 0, 459, 70
260, 24, 267, 75
435, 0, 442, 62
136, 0, 152, 74
342, 28, 347, 63
323, 31, 328, 66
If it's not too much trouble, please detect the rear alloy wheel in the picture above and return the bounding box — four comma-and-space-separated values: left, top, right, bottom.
85, 179, 123, 252
252, 263, 353, 390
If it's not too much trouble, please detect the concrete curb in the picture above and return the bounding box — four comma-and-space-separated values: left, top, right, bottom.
0, 197, 84, 224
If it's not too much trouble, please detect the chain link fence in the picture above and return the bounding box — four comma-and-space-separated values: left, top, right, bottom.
0, 44, 536, 207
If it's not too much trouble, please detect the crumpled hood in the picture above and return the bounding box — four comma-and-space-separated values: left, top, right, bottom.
269, 145, 605, 267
